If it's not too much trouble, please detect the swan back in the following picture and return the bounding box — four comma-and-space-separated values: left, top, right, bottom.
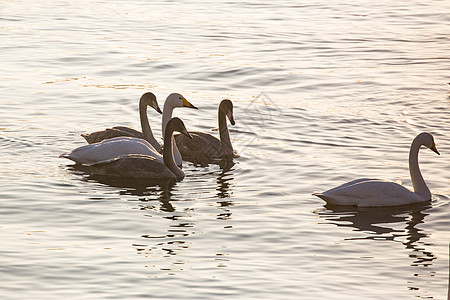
84, 154, 176, 179
314, 179, 422, 207
60, 137, 162, 165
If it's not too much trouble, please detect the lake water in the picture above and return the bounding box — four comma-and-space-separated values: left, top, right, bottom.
1, 0, 449, 299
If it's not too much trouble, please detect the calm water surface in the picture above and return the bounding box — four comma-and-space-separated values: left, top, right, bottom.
1, 0, 449, 299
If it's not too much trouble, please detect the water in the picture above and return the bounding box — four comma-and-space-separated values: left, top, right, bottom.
1, 0, 449, 299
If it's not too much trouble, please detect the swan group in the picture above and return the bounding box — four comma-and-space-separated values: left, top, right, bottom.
79, 92, 197, 167
78, 117, 192, 180
60, 91, 442, 208
60, 92, 236, 181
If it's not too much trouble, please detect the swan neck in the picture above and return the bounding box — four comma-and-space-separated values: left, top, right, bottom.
139, 100, 160, 152
162, 101, 182, 166
409, 138, 430, 200
162, 101, 174, 136
218, 107, 233, 153
163, 125, 184, 178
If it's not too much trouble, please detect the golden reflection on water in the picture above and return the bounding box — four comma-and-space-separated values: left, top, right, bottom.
316, 202, 440, 291
68, 159, 237, 273
1, 0, 449, 298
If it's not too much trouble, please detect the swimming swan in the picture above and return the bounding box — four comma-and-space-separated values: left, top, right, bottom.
313, 132, 440, 207
174, 99, 236, 164
161, 93, 198, 166
60, 136, 162, 165
81, 92, 163, 152
77, 118, 192, 180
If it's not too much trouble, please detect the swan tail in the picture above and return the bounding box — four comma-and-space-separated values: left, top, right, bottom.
313, 192, 355, 206
59, 152, 79, 164
312, 192, 327, 201
81, 132, 98, 144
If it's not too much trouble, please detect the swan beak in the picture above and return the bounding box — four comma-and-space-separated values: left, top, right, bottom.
228, 112, 236, 125
182, 98, 198, 109
430, 143, 440, 155
155, 105, 162, 114
181, 129, 193, 139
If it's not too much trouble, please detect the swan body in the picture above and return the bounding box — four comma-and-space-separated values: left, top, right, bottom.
82, 92, 162, 152
175, 99, 236, 165
82, 154, 177, 179
314, 132, 440, 207
60, 136, 162, 165
64, 118, 192, 180
161, 93, 198, 166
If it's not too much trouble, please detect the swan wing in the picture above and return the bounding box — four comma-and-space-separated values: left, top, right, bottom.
84, 154, 176, 179
60, 137, 162, 165
315, 179, 422, 207
322, 178, 379, 194
175, 131, 219, 153
82, 128, 138, 144
175, 131, 228, 165
111, 126, 144, 138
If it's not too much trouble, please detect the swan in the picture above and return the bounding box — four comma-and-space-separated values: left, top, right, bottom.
75, 118, 192, 180
174, 99, 236, 165
161, 93, 198, 166
82, 92, 163, 152
313, 132, 440, 207
60, 136, 162, 165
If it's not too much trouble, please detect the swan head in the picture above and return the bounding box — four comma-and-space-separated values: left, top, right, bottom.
168, 117, 193, 139
141, 92, 162, 114
165, 93, 198, 110
220, 99, 235, 125
418, 132, 440, 155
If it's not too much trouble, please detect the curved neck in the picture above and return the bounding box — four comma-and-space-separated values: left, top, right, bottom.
163, 125, 184, 178
162, 101, 174, 136
139, 100, 161, 152
218, 107, 233, 154
409, 138, 431, 200
162, 101, 182, 166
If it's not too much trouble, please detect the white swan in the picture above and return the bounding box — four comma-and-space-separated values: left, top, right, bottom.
82, 92, 163, 152
174, 99, 237, 165
76, 118, 192, 180
161, 93, 198, 166
60, 136, 162, 165
313, 132, 440, 207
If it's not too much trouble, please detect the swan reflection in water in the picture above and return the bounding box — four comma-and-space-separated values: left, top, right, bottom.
316, 202, 436, 267
215, 161, 236, 220
316, 202, 445, 296
68, 159, 236, 269
67, 164, 178, 211
135, 162, 235, 273
68, 154, 236, 215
